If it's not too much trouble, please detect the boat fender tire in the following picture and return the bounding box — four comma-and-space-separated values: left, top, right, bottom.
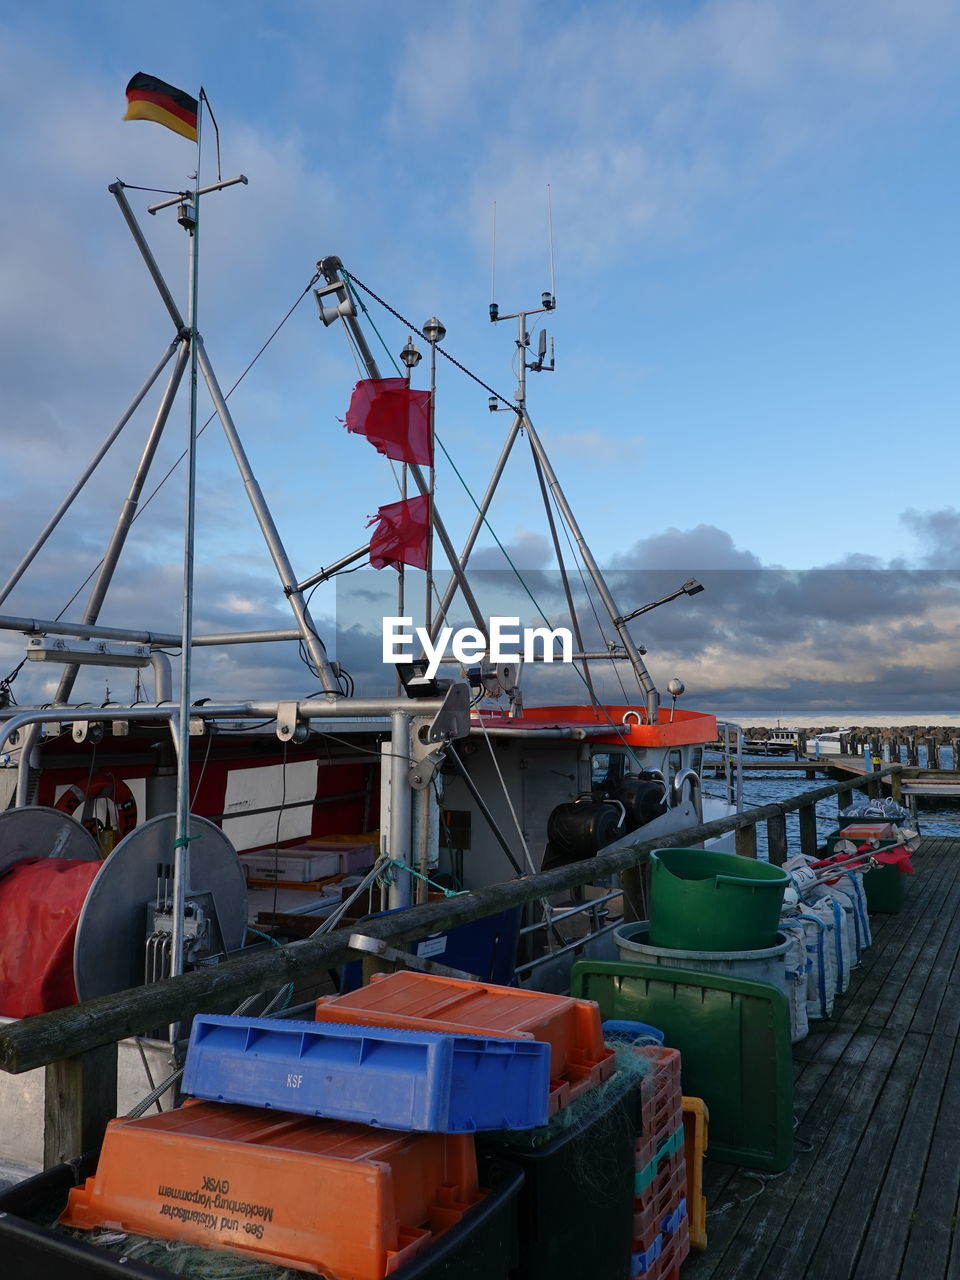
611, 776, 668, 831
542, 799, 624, 870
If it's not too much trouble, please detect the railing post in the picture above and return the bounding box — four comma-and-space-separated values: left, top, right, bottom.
890, 770, 903, 802
44, 1044, 118, 1169
838, 787, 853, 817
620, 866, 646, 923
735, 826, 757, 858
799, 802, 819, 857
766, 812, 788, 867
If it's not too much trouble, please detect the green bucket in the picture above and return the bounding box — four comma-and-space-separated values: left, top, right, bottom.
648, 848, 790, 951
863, 862, 905, 914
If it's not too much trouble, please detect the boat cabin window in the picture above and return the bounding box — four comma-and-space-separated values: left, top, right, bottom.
667, 749, 683, 784
591, 749, 628, 791
690, 748, 703, 775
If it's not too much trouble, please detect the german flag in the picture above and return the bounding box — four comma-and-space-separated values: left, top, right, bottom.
124, 73, 198, 142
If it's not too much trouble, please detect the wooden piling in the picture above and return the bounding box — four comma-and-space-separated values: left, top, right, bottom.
735, 825, 758, 858
798, 803, 818, 857
43, 1044, 117, 1169
766, 812, 788, 866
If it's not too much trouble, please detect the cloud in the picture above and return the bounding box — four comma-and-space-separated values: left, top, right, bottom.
610, 524, 763, 572
389, 0, 960, 270
902, 508, 960, 568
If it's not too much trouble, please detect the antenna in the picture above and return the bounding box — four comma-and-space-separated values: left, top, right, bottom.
546, 184, 556, 305
489, 201, 498, 321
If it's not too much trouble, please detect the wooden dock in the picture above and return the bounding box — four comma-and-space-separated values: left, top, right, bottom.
703, 756, 865, 777
684, 833, 960, 1280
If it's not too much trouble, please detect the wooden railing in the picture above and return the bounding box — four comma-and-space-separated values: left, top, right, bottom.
0, 765, 903, 1167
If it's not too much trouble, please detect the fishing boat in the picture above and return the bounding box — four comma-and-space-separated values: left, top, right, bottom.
0, 169, 735, 1181
742, 724, 806, 756
804, 730, 851, 757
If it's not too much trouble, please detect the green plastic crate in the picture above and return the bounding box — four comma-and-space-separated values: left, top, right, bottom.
571, 960, 794, 1173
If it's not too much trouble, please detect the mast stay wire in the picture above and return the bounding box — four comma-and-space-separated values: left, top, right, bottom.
339, 266, 635, 728
553, 486, 633, 706
1, 271, 322, 690
341, 269, 518, 412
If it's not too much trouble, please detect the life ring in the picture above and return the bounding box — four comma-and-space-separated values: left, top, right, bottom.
54, 774, 138, 841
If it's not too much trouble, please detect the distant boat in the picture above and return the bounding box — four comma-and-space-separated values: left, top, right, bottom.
743, 726, 805, 756
805, 731, 850, 757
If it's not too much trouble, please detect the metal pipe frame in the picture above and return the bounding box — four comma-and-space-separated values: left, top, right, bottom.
467, 723, 628, 739
151, 651, 173, 702
521, 409, 660, 719
4, 695, 447, 807
297, 544, 370, 593
172, 176, 204, 984
0, 342, 181, 609
428, 413, 524, 644
195, 338, 339, 695
110, 184, 186, 330
528, 438, 597, 703
387, 709, 413, 910
1, 695, 447, 744
0, 615, 303, 648
55, 341, 191, 703
110, 182, 339, 696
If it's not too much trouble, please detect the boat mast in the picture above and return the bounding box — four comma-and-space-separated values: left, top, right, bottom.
316, 257, 489, 637
488, 294, 662, 722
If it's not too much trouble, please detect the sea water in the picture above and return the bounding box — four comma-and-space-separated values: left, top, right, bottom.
703, 750, 960, 859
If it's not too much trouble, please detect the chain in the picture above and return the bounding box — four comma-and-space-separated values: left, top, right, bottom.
342, 269, 519, 412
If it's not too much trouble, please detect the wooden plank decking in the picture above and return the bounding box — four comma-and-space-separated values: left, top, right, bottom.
683, 835, 960, 1280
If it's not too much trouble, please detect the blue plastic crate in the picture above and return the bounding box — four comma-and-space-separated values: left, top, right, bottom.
661, 1198, 687, 1235
602, 1019, 665, 1046
183, 1014, 551, 1133
630, 1234, 663, 1276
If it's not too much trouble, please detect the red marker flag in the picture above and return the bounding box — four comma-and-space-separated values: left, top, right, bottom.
124, 73, 199, 142
345, 378, 433, 467
368, 495, 430, 570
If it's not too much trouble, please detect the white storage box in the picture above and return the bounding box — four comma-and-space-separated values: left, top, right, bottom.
239, 847, 341, 883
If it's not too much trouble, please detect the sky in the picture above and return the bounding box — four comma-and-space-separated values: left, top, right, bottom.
0, 0, 958, 724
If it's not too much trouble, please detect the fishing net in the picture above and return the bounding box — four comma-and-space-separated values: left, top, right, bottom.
51, 1049, 649, 1276
58, 1225, 308, 1278
482, 1045, 648, 1203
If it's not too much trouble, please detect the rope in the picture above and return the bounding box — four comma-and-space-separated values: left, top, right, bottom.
383, 858, 464, 898
340, 274, 404, 377
341, 268, 518, 410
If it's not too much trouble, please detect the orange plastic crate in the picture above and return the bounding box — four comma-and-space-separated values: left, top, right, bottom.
60, 1101, 482, 1279
316, 972, 615, 1111
651, 1213, 689, 1279
633, 1147, 686, 1247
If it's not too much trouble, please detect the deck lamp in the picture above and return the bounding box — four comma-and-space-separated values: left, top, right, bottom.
615, 578, 705, 626
400, 336, 422, 371
423, 317, 446, 345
